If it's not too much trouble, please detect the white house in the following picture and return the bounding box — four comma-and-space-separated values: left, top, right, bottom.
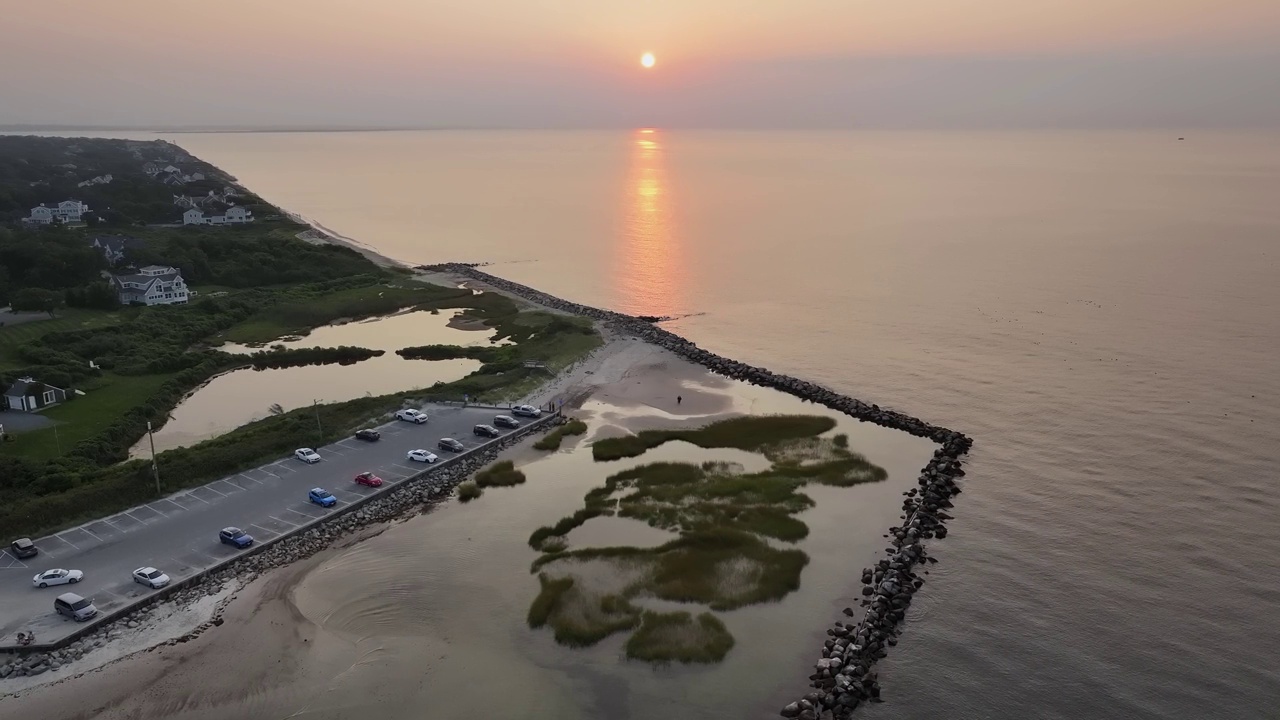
110, 265, 189, 306
182, 172, 205, 182
25, 199, 90, 225
143, 162, 160, 175
182, 205, 253, 225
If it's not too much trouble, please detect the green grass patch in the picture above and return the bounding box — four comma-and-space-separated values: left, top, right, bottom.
457, 481, 482, 502
0, 308, 131, 370
533, 418, 588, 451
474, 460, 526, 488
3, 372, 179, 460
625, 611, 736, 664
592, 414, 837, 461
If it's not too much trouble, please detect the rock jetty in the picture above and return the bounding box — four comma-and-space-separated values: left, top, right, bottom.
421, 263, 974, 718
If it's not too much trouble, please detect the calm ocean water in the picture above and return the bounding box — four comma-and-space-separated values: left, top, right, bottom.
98, 129, 1280, 717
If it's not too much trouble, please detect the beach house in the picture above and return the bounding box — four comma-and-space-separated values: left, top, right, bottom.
25, 199, 90, 225
111, 265, 190, 306
3, 377, 69, 412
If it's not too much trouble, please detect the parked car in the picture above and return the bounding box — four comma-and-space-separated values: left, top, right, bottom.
438, 438, 465, 453
406, 449, 438, 464
354, 472, 384, 487
133, 567, 171, 589
55, 592, 98, 622
511, 405, 542, 418
396, 409, 428, 424
355, 428, 381, 442
493, 415, 519, 429
10, 538, 38, 559
295, 448, 321, 464
473, 424, 500, 438
219, 527, 254, 549
308, 488, 338, 508
33, 569, 83, 588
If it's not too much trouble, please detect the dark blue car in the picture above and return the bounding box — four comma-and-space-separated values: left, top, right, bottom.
308, 488, 337, 508
219, 527, 253, 548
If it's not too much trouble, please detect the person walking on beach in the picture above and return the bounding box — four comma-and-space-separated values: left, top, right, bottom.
677, 395, 682, 405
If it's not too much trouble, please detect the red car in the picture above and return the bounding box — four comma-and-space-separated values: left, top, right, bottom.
354, 472, 384, 488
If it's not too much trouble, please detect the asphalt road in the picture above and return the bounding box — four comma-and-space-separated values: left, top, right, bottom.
0, 403, 539, 646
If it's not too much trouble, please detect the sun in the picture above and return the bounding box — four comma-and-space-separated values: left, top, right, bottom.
640, 52, 655, 69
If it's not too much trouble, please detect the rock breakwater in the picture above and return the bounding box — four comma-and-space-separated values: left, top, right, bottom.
422, 263, 974, 718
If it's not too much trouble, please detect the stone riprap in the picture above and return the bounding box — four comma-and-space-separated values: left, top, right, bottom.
421, 263, 973, 719
0, 429, 548, 682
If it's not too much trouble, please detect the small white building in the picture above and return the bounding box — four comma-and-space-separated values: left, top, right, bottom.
26, 199, 90, 225
111, 265, 189, 306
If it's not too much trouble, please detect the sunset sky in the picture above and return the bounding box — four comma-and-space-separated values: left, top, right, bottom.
2, 0, 1279, 128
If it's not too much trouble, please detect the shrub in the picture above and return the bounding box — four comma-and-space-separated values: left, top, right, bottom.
533, 418, 588, 451
457, 481, 482, 502
475, 460, 526, 488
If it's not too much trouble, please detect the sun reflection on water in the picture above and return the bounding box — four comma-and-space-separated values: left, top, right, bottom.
613, 128, 687, 317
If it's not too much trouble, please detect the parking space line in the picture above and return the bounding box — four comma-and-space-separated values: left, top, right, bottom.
268, 515, 295, 527
181, 491, 210, 504
126, 511, 154, 524
80, 526, 104, 541
202, 485, 227, 497
0, 550, 29, 570
55, 533, 82, 549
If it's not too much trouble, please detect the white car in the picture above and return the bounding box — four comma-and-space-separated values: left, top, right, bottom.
295, 447, 321, 463
33, 569, 83, 588
406, 449, 438, 463
133, 567, 171, 589
511, 404, 542, 418
396, 409, 428, 424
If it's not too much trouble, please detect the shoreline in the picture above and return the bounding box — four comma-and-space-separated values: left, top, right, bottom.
2, 259, 971, 720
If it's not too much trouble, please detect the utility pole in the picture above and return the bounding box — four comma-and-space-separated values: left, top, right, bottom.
53, 424, 62, 455
313, 400, 323, 439
147, 421, 160, 494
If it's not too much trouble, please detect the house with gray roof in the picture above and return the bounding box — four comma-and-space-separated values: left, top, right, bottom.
4, 377, 68, 412
89, 234, 144, 265
111, 265, 189, 306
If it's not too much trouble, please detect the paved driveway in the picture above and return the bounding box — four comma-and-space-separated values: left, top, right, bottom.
0, 403, 543, 647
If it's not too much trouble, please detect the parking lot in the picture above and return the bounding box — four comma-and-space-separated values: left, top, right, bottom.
0, 403, 544, 648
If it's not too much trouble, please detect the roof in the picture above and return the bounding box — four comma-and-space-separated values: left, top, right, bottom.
91, 234, 142, 252
112, 268, 182, 289
5, 378, 63, 396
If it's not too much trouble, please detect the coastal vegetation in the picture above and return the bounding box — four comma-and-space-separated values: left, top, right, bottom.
591, 414, 837, 461
474, 460, 526, 488
625, 611, 736, 664
526, 415, 888, 664
533, 418, 588, 451
457, 482, 483, 502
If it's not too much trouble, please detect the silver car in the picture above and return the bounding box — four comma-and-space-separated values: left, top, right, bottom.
133, 566, 171, 589
55, 592, 98, 621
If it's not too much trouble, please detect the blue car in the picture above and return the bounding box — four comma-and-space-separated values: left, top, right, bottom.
219, 527, 253, 549
308, 488, 337, 508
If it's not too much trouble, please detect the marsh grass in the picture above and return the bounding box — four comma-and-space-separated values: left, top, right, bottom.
475, 460, 526, 488
527, 574, 642, 646
527, 414, 888, 663
456, 481, 482, 502
625, 611, 736, 664
533, 418, 588, 451
592, 415, 837, 461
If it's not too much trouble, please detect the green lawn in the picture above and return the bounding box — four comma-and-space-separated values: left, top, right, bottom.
3, 372, 179, 460
0, 308, 131, 371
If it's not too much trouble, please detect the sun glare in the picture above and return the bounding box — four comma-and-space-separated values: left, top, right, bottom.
640, 52, 655, 69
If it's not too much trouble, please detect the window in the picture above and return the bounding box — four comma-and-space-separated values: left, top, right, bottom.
43, 390, 56, 404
